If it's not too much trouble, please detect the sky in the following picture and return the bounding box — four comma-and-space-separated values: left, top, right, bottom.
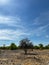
0, 0, 49, 46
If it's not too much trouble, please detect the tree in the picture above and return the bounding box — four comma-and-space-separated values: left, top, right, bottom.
28, 42, 33, 51
39, 43, 44, 49
44, 44, 49, 49
34, 45, 39, 49
2, 44, 6, 50
10, 43, 17, 50
19, 38, 33, 54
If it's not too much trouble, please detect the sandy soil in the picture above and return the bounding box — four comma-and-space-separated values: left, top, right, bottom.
0, 49, 49, 65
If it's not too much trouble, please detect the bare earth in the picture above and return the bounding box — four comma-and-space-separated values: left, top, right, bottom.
0, 49, 49, 65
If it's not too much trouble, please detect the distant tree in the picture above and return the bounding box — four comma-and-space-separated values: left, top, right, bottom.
28, 42, 33, 51
39, 43, 44, 49
5, 46, 10, 50
19, 38, 33, 54
44, 44, 49, 49
10, 43, 17, 50
0, 46, 1, 54
2, 44, 6, 50
34, 45, 39, 49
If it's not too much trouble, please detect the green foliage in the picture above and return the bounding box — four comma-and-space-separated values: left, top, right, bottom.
44, 44, 49, 49
34, 45, 39, 49
38, 43, 44, 49
10, 43, 17, 50
0, 39, 49, 50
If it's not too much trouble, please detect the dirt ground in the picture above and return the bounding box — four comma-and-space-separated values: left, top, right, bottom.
0, 49, 49, 65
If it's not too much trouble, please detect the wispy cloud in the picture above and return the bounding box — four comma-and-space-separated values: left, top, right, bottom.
0, 16, 20, 24
0, 15, 25, 29
0, 29, 31, 40
30, 25, 47, 37
32, 11, 49, 26
33, 24, 49, 36
0, 0, 10, 6
30, 11, 49, 37
0, 15, 30, 40
0, 11, 49, 41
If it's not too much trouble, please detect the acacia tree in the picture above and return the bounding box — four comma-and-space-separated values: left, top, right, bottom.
19, 38, 33, 54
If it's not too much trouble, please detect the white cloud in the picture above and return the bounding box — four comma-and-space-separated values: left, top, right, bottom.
0, 11, 49, 41
0, 15, 26, 41
0, 29, 30, 40
0, 0, 10, 5
0, 15, 31, 40
0, 16, 12, 24
31, 24, 49, 37
0, 29, 13, 40
0, 15, 22, 27
32, 11, 49, 26
31, 11, 49, 37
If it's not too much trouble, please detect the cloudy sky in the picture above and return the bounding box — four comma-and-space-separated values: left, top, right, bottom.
0, 0, 49, 46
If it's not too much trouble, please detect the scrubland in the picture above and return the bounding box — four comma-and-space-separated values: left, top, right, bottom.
0, 49, 49, 65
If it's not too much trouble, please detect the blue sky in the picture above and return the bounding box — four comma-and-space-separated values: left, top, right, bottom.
0, 0, 49, 46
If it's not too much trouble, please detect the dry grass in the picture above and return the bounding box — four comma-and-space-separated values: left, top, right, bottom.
0, 50, 49, 65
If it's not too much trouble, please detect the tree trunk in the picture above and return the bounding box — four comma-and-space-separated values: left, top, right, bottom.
24, 49, 27, 54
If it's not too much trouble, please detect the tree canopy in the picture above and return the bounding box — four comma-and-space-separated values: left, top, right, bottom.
19, 38, 33, 54
10, 43, 17, 50
19, 38, 33, 49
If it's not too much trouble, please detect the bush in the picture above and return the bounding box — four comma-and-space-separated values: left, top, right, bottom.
10, 43, 17, 50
